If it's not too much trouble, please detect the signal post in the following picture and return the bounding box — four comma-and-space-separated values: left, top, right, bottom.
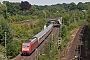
58, 37, 61, 60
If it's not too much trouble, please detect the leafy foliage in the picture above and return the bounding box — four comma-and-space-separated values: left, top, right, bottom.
12, 18, 46, 39
0, 16, 13, 45
0, 1, 89, 59
61, 25, 68, 38
20, 1, 31, 10
7, 40, 22, 58
0, 4, 7, 13
87, 7, 90, 23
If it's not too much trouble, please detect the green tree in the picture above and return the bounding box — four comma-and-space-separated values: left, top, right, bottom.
0, 4, 7, 18
0, 16, 13, 45
0, 4, 7, 13
77, 2, 85, 10
62, 13, 70, 25
7, 40, 22, 58
62, 25, 68, 38
84, 2, 90, 10
3, 1, 20, 16
68, 2, 77, 10
87, 7, 90, 23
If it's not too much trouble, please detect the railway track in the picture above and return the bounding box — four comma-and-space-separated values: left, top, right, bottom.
12, 27, 59, 60
18, 56, 28, 60
61, 21, 88, 60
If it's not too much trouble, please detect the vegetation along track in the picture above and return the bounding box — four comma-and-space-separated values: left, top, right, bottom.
61, 21, 88, 60
12, 27, 59, 60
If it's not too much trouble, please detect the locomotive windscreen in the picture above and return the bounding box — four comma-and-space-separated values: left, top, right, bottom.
22, 43, 29, 48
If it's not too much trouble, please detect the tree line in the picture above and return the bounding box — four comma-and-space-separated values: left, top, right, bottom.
0, 1, 90, 59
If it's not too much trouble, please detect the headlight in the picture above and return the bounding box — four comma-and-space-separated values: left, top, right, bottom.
26, 49, 29, 51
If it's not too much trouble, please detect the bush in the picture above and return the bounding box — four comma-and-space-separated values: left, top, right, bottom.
7, 40, 22, 58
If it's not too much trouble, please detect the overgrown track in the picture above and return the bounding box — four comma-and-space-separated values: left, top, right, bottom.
12, 27, 59, 60
61, 21, 88, 60
13, 20, 38, 24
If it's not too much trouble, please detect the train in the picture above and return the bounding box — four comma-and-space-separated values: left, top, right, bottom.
21, 24, 53, 55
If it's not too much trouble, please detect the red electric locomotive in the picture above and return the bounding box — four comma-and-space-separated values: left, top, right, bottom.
21, 37, 38, 55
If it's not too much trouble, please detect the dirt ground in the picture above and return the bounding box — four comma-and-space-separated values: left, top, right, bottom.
61, 21, 90, 60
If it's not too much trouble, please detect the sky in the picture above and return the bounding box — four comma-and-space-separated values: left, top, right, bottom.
0, 0, 90, 5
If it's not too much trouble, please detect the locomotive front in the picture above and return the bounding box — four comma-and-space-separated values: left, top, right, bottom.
21, 42, 31, 55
